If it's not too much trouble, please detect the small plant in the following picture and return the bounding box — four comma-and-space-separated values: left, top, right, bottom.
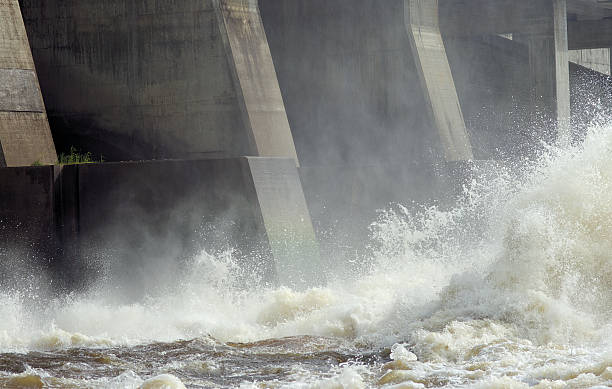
58, 146, 102, 165
31, 160, 43, 166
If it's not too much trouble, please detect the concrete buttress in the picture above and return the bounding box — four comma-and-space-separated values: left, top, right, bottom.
404, 0, 474, 162
515, 0, 570, 141
0, 0, 56, 167
215, 0, 300, 165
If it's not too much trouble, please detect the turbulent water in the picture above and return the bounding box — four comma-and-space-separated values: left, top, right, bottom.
1, 124, 612, 388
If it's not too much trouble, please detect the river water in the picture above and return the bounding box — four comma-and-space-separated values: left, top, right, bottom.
1, 125, 611, 388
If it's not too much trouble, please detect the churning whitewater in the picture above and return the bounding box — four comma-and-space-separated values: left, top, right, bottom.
1, 124, 612, 388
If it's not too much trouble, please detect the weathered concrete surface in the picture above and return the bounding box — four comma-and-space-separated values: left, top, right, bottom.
20, 0, 297, 163
405, 0, 473, 161
0, 112, 56, 167
0, 0, 33, 69
0, 0, 56, 167
0, 69, 44, 111
216, 0, 299, 164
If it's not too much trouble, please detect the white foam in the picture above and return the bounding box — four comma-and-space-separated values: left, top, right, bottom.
1, 124, 612, 388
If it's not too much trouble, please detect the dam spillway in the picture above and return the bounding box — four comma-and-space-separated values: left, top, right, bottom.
0, 1, 612, 387
3, 0, 612, 272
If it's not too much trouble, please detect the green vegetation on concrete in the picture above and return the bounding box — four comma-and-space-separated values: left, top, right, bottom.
58, 147, 103, 165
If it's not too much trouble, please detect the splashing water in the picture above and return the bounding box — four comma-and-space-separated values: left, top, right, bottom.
1, 124, 612, 388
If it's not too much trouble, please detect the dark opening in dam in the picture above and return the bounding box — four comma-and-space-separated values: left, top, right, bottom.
0, 0, 611, 387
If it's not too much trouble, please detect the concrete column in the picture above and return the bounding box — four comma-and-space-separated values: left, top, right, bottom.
215, 0, 300, 165
516, 0, 570, 141
404, 0, 473, 162
0, 0, 56, 167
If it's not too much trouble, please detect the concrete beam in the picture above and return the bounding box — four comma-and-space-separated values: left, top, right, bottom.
568, 19, 612, 49
404, 0, 474, 161
0, 0, 56, 167
515, 0, 571, 139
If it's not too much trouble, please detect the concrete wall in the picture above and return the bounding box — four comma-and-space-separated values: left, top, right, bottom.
19, 0, 297, 163
0, 158, 320, 291
445, 35, 534, 159
0, 166, 57, 287
0, 0, 56, 167
569, 48, 610, 76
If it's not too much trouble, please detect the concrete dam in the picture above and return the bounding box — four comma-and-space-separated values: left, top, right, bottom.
3, 1, 612, 388
1, 0, 612, 290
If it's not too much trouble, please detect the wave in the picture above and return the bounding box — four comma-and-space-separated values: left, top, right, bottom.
0, 123, 611, 366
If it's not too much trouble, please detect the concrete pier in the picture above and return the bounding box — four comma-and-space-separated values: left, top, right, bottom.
215, 0, 299, 164
404, 0, 473, 161
515, 0, 570, 139
0, 0, 56, 167
440, 0, 571, 141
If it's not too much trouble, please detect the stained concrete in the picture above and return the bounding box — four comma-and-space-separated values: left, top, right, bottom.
0, 69, 44, 111
0, 112, 56, 167
0, 0, 57, 167
20, 0, 297, 163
